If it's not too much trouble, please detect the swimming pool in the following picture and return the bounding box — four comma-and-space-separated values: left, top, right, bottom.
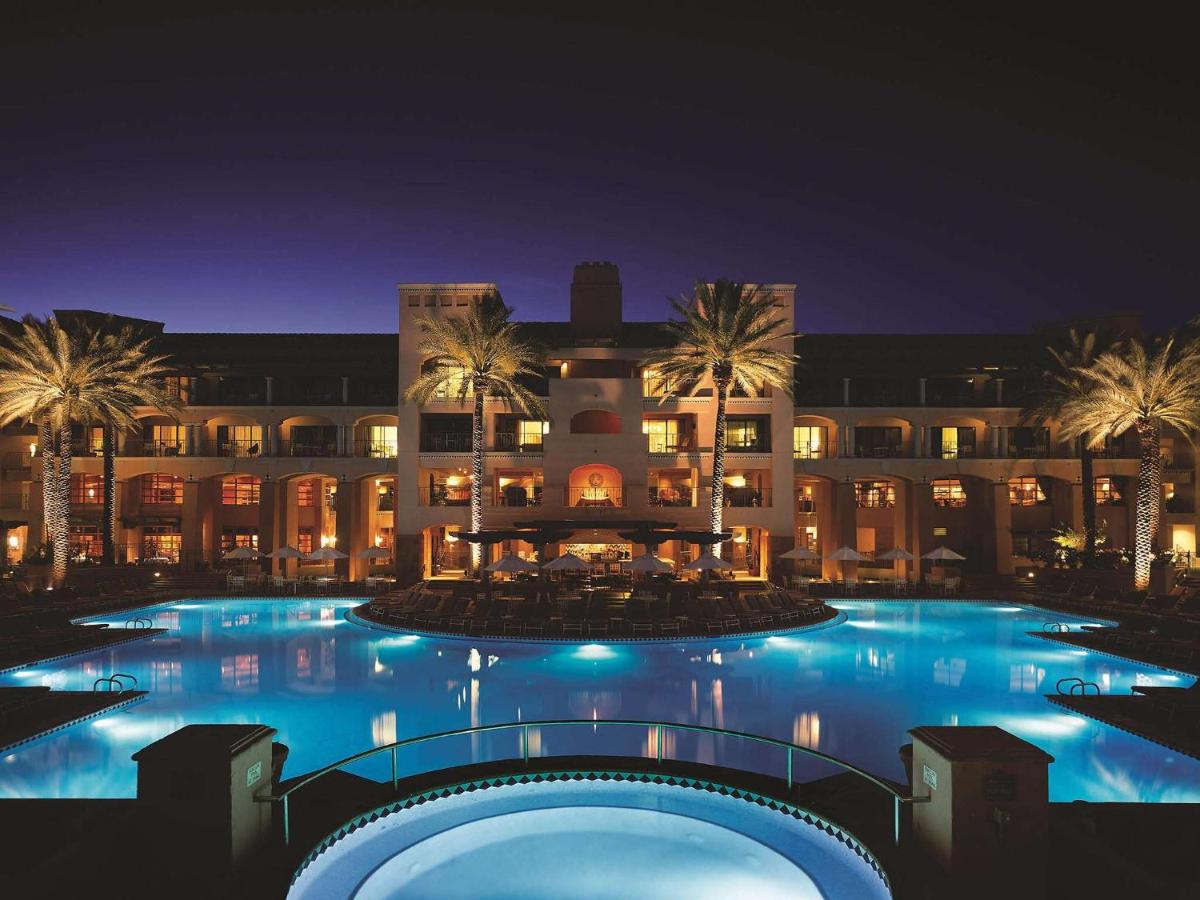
287, 777, 891, 900
1, 599, 1196, 802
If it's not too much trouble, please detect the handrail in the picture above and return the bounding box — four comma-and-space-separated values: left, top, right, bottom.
260, 718, 922, 848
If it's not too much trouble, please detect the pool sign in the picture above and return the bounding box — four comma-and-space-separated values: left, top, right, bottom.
246, 761, 263, 788
922, 764, 938, 791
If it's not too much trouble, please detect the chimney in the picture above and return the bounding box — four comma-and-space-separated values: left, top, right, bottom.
569, 261, 622, 338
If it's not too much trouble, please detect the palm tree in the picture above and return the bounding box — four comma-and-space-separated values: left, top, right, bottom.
1021, 329, 1113, 563
643, 280, 796, 552
403, 294, 547, 571
0, 317, 179, 583
1059, 335, 1200, 590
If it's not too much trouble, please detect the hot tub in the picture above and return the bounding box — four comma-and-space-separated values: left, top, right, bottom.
288, 775, 891, 899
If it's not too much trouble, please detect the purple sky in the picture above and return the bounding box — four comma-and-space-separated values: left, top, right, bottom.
2, 3, 1196, 333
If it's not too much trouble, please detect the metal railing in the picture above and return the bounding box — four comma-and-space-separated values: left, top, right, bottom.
492, 433, 544, 453
215, 440, 263, 458
354, 440, 397, 459
723, 487, 770, 508
565, 487, 623, 508
493, 487, 542, 507
418, 486, 473, 507
648, 487, 697, 507
421, 433, 472, 453
287, 440, 339, 458
260, 718, 921, 849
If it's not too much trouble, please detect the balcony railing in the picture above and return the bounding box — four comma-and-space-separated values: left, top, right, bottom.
288, 440, 339, 458
355, 440, 398, 459
493, 433, 544, 453
1007, 445, 1051, 459
565, 487, 623, 508
727, 439, 770, 453
421, 433, 472, 453
648, 487, 697, 507
853, 444, 908, 459
418, 486, 473, 507
215, 440, 263, 458
493, 486, 542, 507
123, 439, 187, 457
932, 446, 976, 460
2, 451, 34, 469
723, 487, 771, 508
792, 444, 833, 460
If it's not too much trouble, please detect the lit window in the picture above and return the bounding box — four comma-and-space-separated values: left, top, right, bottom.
297, 527, 314, 555
430, 364, 469, 400
793, 425, 825, 459
1094, 477, 1123, 505
932, 479, 966, 508
324, 483, 337, 510
517, 420, 548, 449
70, 474, 104, 505
1009, 477, 1046, 507
69, 526, 102, 559
643, 418, 680, 452
297, 481, 314, 508
220, 528, 258, 553
856, 480, 895, 508
726, 419, 761, 450
221, 476, 261, 506
641, 369, 673, 398
141, 474, 184, 505
142, 526, 181, 562
149, 424, 187, 455
363, 425, 398, 457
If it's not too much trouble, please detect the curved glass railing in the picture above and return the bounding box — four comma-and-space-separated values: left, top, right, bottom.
261, 719, 927, 848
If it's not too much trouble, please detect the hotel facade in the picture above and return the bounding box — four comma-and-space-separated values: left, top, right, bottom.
1, 263, 1195, 583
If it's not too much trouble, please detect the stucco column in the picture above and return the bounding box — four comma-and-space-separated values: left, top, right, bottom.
833, 479, 858, 580
265, 376, 274, 405
918, 425, 927, 458
815, 479, 835, 580
842, 377, 851, 406
990, 426, 1000, 459
335, 478, 354, 579
912, 481, 934, 581
342, 376, 350, 405
993, 481, 1014, 575
180, 479, 206, 572
919, 377, 927, 406
280, 479, 300, 576
893, 479, 910, 581
258, 480, 278, 574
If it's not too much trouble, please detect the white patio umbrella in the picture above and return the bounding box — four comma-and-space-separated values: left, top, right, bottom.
223, 545, 261, 574
826, 545, 868, 583
875, 547, 915, 561
542, 552, 591, 572
486, 553, 540, 573
922, 546, 966, 561
306, 546, 349, 578
778, 546, 821, 560
627, 553, 674, 574
684, 553, 733, 571
266, 545, 304, 559
826, 546, 869, 562
357, 546, 392, 560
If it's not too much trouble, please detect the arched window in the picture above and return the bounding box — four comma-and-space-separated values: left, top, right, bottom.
570, 410, 621, 434
932, 479, 966, 508
1008, 477, 1046, 507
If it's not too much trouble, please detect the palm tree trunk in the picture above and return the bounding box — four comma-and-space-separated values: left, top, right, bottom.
40, 421, 55, 555
52, 424, 72, 587
1147, 422, 1161, 546
1133, 419, 1160, 591
470, 381, 485, 572
102, 424, 116, 566
709, 378, 729, 556
1079, 442, 1097, 563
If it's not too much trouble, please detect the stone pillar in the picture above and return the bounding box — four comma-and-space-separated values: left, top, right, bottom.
180, 479, 206, 572
990, 426, 1000, 459
912, 480, 934, 581
908, 726, 1052, 900
918, 425, 927, 458
999, 427, 1009, 458
994, 378, 1004, 405
280, 479, 300, 577
352, 477, 373, 581
815, 479, 836, 581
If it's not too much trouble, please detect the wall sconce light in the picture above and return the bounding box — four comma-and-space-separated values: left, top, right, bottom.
29, 442, 37, 457
7, 535, 19, 549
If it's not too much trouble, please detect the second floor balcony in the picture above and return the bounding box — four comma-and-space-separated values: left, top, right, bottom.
566, 487, 623, 509
420, 432, 472, 453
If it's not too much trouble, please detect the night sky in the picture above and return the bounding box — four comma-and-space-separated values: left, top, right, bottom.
2, 2, 1195, 333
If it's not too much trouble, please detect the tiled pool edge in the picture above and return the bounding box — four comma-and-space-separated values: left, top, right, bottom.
289, 769, 892, 893
0, 692, 147, 755
344, 606, 849, 644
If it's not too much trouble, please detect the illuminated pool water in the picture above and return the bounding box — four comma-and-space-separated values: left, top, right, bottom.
1, 599, 1197, 803
287, 778, 891, 900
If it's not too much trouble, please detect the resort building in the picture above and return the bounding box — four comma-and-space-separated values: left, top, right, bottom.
0, 263, 1194, 583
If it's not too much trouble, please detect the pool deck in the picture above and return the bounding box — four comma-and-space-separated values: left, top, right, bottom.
0, 688, 148, 754
1029, 630, 1200, 677
1045, 693, 1200, 761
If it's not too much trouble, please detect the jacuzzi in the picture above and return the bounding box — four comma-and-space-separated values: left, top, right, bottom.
288, 774, 891, 899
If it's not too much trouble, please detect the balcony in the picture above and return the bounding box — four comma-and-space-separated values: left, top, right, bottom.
215, 440, 263, 458
418, 486, 472, 507
853, 443, 909, 459
726, 439, 770, 454
648, 486, 697, 507
421, 433, 472, 453
932, 446, 976, 460
0, 487, 27, 509
123, 439, 187, 457
723, 487, 771, 508
1007, 444, 1051, 459
565, 487, 623, 508
355, 439, 398, 459
793, 444, 833, 460
493, 433, 544, 454
288, 439, 339, 458
796, 497, 816, 514
493, 485, 542, 507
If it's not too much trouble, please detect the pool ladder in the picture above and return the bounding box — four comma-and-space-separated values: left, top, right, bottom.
93, 673, 139, 693
1042, 622, 1071, 633
124, 616, 154, 629
1056, 676, 1100, 696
